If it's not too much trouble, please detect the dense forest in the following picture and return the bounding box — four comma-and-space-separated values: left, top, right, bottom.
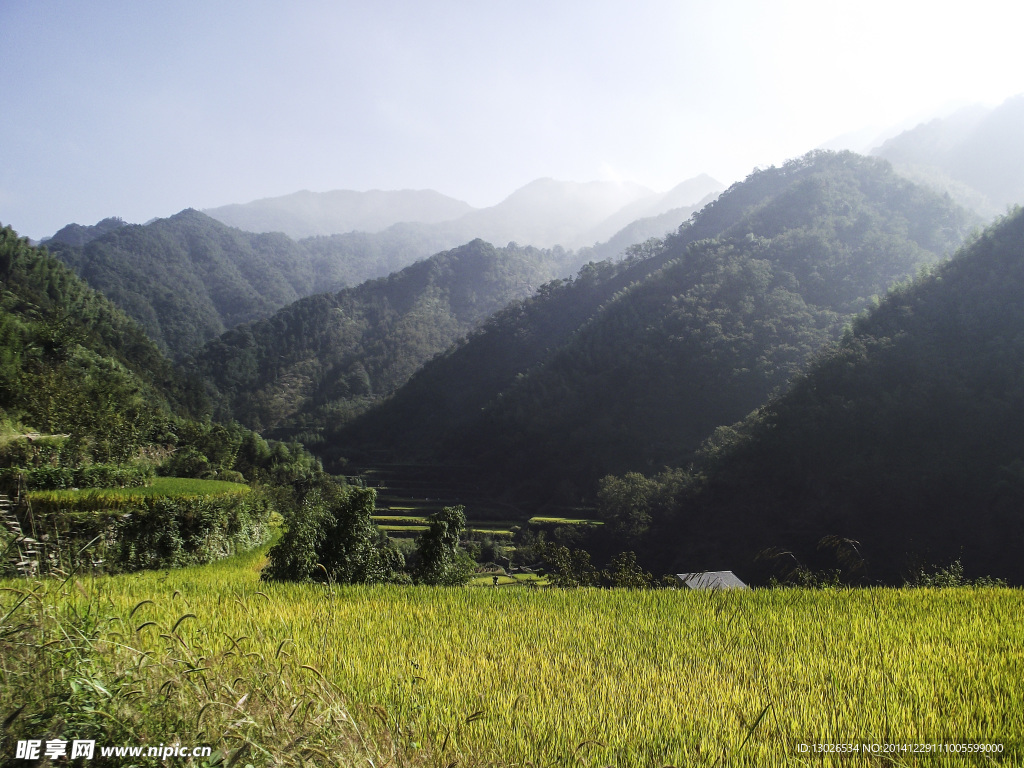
331, 152, 976, 509
599, 207, 1024, 584
188, 239, 582, 437
0, 224, 321, 490
45, 210, 461, 358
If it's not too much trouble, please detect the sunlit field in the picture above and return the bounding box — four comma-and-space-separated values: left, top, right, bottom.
2, 544, 1021, 766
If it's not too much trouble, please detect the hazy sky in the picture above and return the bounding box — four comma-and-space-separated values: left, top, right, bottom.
3, 0, 1023, 239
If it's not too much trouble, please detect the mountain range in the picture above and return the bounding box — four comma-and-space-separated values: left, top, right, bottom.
324, 151, 976, 508
203, 176, 725, 249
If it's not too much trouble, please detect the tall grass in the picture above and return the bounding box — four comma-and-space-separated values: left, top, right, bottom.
2, 547, 1021, 766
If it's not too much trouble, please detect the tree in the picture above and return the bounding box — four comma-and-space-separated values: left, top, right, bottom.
596, 472, 658, 543
413, 505, 473, 585
263, 484, 404, 584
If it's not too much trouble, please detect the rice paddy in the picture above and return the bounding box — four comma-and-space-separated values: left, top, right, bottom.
28, 476, 251, 503
3, 541, 1021, 766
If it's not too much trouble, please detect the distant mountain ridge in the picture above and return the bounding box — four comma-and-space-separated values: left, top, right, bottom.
44, 210, 461, 358
204, 189, 474, 238
872, 93, 1024, 216
203, 176, 725, 249
46, 176, 723, 359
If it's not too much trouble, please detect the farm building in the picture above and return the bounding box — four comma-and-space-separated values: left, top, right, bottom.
675, 571, 747, 590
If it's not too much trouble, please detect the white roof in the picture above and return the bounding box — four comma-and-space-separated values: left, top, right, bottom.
675, 571, 747, 589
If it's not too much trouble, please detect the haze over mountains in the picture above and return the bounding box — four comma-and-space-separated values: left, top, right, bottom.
871, 93, 1024, 217
43, 177, 722, 359
203, 175, 725, 249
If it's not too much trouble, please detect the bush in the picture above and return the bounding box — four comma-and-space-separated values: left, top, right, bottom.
412, 506, 473, 586
262, 484, 405, 584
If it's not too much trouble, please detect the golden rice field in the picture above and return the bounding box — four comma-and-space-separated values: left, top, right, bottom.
2, 543, 1022, 767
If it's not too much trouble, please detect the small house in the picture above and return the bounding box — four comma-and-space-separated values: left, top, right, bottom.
674, 571, 747, 590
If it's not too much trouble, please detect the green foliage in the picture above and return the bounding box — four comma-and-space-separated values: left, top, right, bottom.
544, 544, 600, 587
334, 152, 975, 508
190, 238, 579, 436
263, 484, 405, 584
45, 209, 458, 359
641, 207, 1024, 584
0, 225, 189, 458
20, 487, 269, 573
545, 546, 656, 588
907, 560, 1008, 588
0, 462, 153, 493
602, 551, 656, 589
412, 505, 473, 586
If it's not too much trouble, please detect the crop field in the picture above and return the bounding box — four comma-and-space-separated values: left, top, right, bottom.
2, 544, 1022, 767
374, 513, 516, 540
527, 516, 602, 526
28, 476, 251, 504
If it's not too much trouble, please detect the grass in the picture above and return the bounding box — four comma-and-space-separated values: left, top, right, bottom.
2, 548, 1022, 767
527, 516, 602, 526
28, 476, 250, 503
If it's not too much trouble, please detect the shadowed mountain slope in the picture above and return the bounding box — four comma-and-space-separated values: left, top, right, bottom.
331, 152, 976, 509
188, 239, 581, 435
642, 207, 1024, 584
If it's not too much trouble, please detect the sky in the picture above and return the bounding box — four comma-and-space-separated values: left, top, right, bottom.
2, 0, 1024, 240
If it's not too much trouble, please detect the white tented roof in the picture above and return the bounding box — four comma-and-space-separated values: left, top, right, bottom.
675, 571, 747, 590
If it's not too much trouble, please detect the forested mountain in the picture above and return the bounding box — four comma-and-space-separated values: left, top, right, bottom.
188, 239, 581, 436
873, 94, 1024, 217
204, 188, 474, 238
45, 210, 457, 358
45, 216, 128, 247
47, 178, 722, 360
332, 152, 976, 508
0, 223, 322, 488
629, 207, 1024, 584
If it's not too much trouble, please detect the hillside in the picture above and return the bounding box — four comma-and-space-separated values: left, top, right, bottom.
873, 94, 1024, 217
637, 207, 1024, 584
188, 239, 581, 436
5, 221, 330, 486
44, 210, 457, 357
331, 152, 976, 508
0, 223, 189, 464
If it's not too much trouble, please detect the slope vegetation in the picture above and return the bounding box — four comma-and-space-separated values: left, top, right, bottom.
644, 207, 1024, 583
332, 152, 975, 508
45, 210, 459, 357
190, 239, 581, 436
